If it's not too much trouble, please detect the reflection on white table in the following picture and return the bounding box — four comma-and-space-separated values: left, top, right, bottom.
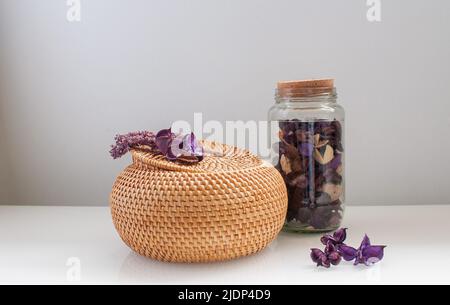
0, 205, 448, 284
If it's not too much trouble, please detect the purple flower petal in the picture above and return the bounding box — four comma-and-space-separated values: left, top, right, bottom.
320, 234, 334, 246
155, 128, 174, 156
328, 251, 342, 266
321, 257, 331, 268
361, 245, 386, 266
166, 135, 182, 160
310, 248, 325, 264
320, 228, 347, 246
299, 143, 314, 157
324, 241, 337, 254
354, 252, 366, 266
166, 132, 204, 162
329, 154, 342, 170
310, 248, 330, 268
360, 234, 371, 249
338, 244, 358, 261
353, 235, 386, 266
185, 132, 204, 159
333, 228, 347, 244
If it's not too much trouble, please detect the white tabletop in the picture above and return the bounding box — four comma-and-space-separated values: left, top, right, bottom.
0, 205, 447, 285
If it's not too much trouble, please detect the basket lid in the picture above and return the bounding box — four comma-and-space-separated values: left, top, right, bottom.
131, 141, 264, 173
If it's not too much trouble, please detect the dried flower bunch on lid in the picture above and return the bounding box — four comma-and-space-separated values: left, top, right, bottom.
110, 128, 203, 163
268, 79, 345, 232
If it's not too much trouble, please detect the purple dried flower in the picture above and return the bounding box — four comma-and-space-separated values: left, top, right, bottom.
325, 242, 341, 265
312, 228, 386, 269
180, 132, 204, 161
338, 234, 386, 266
328, 251, 342, 266
321, 228, 347, 246
155, 129, 204, 163
110, 128, 203, 163
338, 244, 359, 261
299, 143, 314, 157
311, 242, 342, 268
155, 128, 173, 156
109, 131, 156, 159
310, 248, 331, 268
329, 154, 342, 170
354, 235, 386, 266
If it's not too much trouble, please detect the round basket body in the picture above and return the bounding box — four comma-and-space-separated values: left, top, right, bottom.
110, 142, 288, 263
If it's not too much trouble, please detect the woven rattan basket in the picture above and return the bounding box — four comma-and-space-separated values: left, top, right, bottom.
110, 141, 288, 263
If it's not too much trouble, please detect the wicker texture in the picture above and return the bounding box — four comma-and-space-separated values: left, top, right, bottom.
110, 141, 288, 262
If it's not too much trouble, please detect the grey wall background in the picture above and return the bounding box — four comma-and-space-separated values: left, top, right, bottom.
0, 0, 449, 206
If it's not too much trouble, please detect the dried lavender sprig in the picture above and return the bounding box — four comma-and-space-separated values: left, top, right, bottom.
109, 131, 156, 159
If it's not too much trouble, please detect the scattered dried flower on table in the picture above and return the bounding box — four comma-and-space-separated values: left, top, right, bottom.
321, 227, 347, 246
311, 242, 342, 268
339, 234, 386, 266
311, 228, 386, 268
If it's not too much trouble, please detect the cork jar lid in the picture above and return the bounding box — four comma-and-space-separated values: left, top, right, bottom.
277, 78, 335, 98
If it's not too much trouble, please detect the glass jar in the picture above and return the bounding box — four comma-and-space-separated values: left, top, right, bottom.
268, 79, 345, 233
